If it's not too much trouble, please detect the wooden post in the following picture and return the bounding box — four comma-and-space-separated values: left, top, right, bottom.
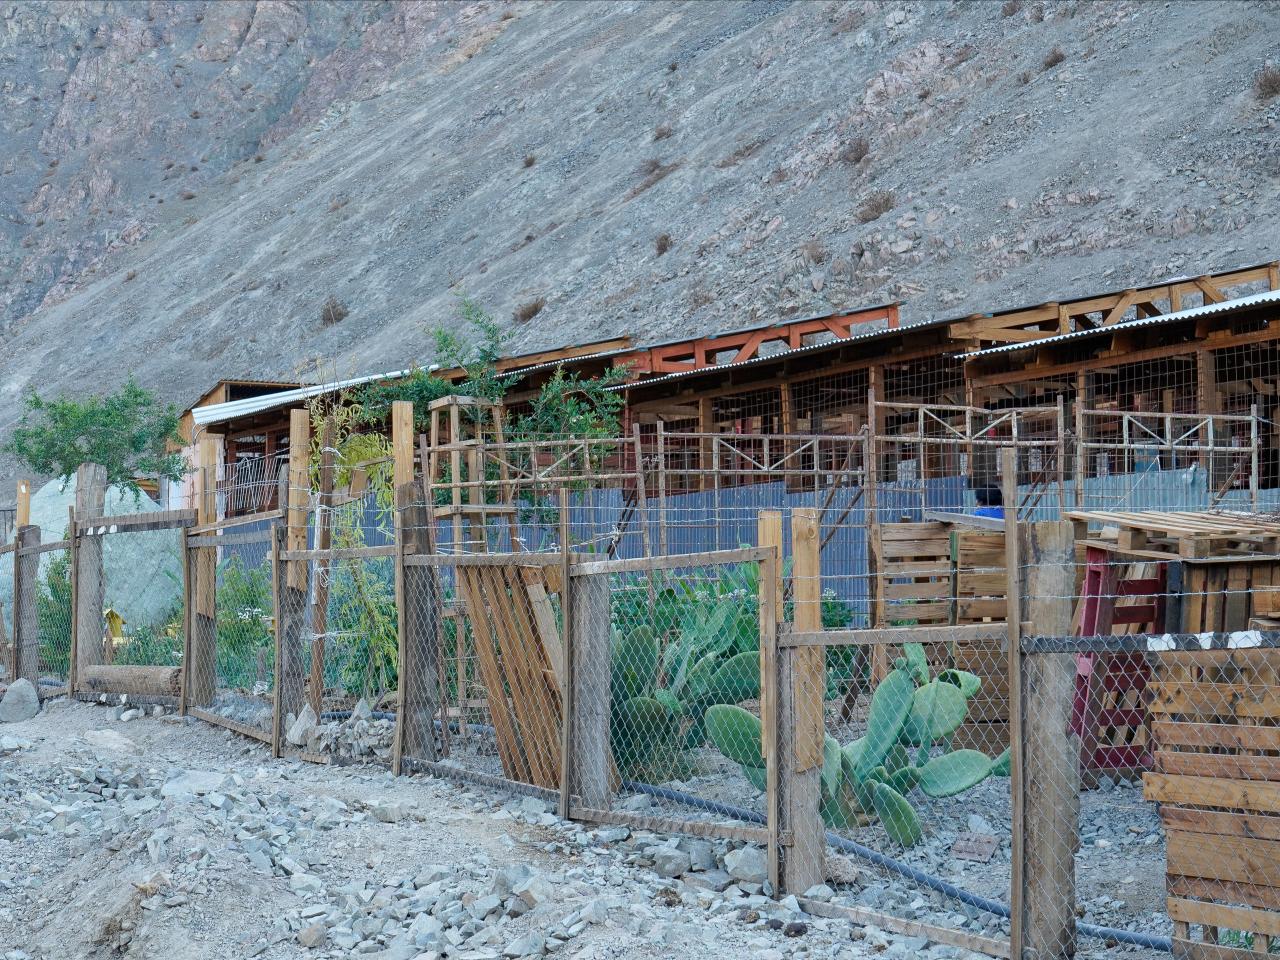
277, 410, 310, 729
270, 524, 288, 757
392, 402, 443, 775
558, 487, 574, 820
1003, 448, 1026, 959
758, 511, 784, 893
1018, 520, 1080, 960
15, 480, 30, 528
66, 506, 80, 694
13, 524, 40, 685
569, 556, 611, 810
780, 508, 825, 894
73, 463, 107, 676
308, 415, 337, 717
189, 436, 219, 706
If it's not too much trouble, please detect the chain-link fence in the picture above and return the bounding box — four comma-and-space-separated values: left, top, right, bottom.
0, 544, 13, 683
183, 525, 276, 742
22, 538, 74, 697
567, 550, 774, 845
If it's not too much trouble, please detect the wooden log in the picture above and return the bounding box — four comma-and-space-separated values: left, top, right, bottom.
309, 415, 337, 718
15, 479, 30, 528
79, 664, 181, 698
569, 568, 611, 809
779, 508, 825, 894
1019, 519, 1079, 960
74, 463, 107, 675
13, 525, 40, 684
758, 510, 783, 892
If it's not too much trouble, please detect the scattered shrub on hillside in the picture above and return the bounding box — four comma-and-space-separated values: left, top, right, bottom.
1029, 5, 1044, 22
124, 270, 137, 282
667, 61, 678, 72
253, 154, 265, 163
513, 297, 546, 324
635, 158, 679, 194
328, 196, 348, 212
523, 153, 536, 168
654, 123, 673, 142
321, 295, 350, 327
767, 166, 789, 185
857, 190, 895, 223
1018, 70, 1032, 85
1001, 0, 1022, 16
189, 109, 201, 119
655, 233, 673, 256
178, 190, 196, 200
802, 240, 828, 264
840, 137, 871, 164
1256, 67, 1280, 101
1041, 46, 1066, 71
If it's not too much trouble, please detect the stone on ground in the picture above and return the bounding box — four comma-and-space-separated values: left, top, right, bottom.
287, 704, 318, 746
0, 679, 39, 723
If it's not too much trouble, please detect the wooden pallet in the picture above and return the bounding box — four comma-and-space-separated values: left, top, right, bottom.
1068, 510, 1280, 560
1144, 648, 1280, 956
455, 563, 563, 790
870, 522, 953, 683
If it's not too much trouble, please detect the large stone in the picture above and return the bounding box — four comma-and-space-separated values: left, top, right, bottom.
504, 932, 545, 958
81, 729, 140, 755
0, 680, 39, 723
297, 922, 327, 949
724, 846, 767, 884
287, 704, 318, 747
651, 848, 691, 879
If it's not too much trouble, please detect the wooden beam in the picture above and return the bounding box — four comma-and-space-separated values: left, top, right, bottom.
1193, 275, 1226, 304
15, 479, 30, 528
1101, 289, 1138, 326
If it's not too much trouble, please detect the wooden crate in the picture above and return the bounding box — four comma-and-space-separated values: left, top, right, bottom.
870, 522, 953, 683
1144, 648, 1280, 956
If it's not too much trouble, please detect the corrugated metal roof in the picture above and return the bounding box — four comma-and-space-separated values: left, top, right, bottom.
501, 347, 634, 378
964, 289, 1280, 359
191, 366, 432, 427
609, 314, 941, 391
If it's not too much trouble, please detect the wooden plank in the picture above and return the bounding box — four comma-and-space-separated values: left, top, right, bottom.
496, 565, 563, 789
1145, 773, 1280, 814
280, 545, 397, 562
1160, 806, 1280, 843
1158, 751, 1280, 782
799, 897, 1010, 959
567, 546, 770, 576
1148, 682, 1280, 719
188, 707, 273, 745
457, 568, 530, 783
1171, 937, 1272, 960
879, 522, 949, 541
879, 538, 951, 559
187, 509, 284, 535
781, 623, 1007, 648
1171, 875, 1280, 912
520, 567, 565, 694
570, 807, 770, 844
79, 508, 198, 534
884, 580, 952, 601
1166, 829, 1280, 887
569, 568, 612, 808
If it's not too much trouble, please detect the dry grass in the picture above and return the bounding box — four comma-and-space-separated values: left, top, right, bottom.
178, 190, 196, 200
254, 154, 265, 163
523, 154, 536, 168
1001, 0, 1022, 16
655, 233, 673, 256
513, 297, 546, 323
1255, 67, 1280, 101
667, 61, 678, 72
653, 123, 673, 142
124, 270, 137, 283
1041, 46, 1066, 71
632, 158, 679, 195
715, 137, 767, 169
801, 240, 828, 264
321, 295, 349, 327
328, 196, 348, 213
840, 137, 870, 164
189, 110, 201, 119
856, 190, 895, 223
767, 166, 789, 185
1018, 70, 1032, 85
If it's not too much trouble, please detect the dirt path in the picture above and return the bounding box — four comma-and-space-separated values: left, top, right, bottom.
0, 700, 999, 960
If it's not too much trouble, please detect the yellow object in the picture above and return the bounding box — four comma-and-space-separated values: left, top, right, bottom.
104, 608, 127, 639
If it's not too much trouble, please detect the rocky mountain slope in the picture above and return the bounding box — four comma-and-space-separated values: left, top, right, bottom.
0, 0, 1277, 477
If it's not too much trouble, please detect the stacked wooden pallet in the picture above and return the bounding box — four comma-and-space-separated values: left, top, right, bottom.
951, 530, 1010, 753
1144, 647, 1280, 956
869, 521, 954, 683
1069, 510, 1280, 560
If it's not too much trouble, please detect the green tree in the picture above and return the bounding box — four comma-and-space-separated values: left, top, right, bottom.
4, 377, 186, 491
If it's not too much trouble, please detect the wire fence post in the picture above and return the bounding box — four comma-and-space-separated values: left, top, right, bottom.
1018, 520, 1079, 959
276, 410, 310, 733
73, 462, 106, 680
189, 436, 218, 706
758, 510, 783, 892
13, 523, 40, 685
568, 553, 611, 811
558, 487, 574, 821
779, 507, 825, 894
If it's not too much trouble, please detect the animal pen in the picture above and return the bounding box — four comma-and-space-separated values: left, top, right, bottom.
7, 395, 1280, 960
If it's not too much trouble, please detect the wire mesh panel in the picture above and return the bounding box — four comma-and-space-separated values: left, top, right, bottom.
278, 545, 399, 765
1021, 632, 1280, 959
788, 627, 1015, 946
184, 527, 276, 741
568, 550, 775, 847
0, 547, 13, 683
72, 525, 186, 704
24, 542, 74, 696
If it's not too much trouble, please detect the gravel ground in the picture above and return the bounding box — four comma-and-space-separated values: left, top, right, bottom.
0, 699, 1018, 960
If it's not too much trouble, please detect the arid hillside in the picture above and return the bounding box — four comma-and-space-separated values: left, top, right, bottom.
0, 0, 1277, 485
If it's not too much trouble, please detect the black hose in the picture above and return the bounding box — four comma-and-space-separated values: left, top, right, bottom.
621, 780, 1171, 953
354, 717, 1170, 951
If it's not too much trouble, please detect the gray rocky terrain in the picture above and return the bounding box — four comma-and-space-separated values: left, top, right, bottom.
0, 0, 1277, 490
